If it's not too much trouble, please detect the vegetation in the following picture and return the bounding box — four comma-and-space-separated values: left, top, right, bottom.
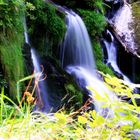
77, 1, 114, 75
26, 0, 66, 57
0, 33, 24, 100
0, 74, 140, 140
0, 73, 7, 91
0, 0, 25, 34
64, 84, 83, 111
1, 0, 140, 139
93, 42, 114, 76
0, 0, 25, 100
78, 9, 106, 39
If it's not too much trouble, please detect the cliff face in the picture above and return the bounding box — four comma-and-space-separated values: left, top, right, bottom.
132, 1, 140, 55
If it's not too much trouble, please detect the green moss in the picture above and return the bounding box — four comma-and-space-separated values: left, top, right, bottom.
78, 9, 107, 39
26, 1, 66, 57
0, 32, 24, 100
0, 1, 25, 100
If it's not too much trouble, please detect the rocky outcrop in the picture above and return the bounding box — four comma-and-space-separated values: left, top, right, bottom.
22, 43, 34, 75
132, 1, 140, 55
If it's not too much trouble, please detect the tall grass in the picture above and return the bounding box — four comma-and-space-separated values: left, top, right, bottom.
0, 74, 140, 140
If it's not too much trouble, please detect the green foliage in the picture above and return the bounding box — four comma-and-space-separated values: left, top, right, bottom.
0, 73, 7, 90
0, 0, 25, 35
0, 0, 25, 99
64, 84, 83, 111
78, 9, 107, 38
26, 1, 66, 56
97, 61, 114, 76
86, 0, 105, 13
0, 33, 24, 100
1, 75, 140, 139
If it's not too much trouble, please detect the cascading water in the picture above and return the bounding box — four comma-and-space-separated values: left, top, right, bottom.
23, 19, 51, 112
30, 49, 51, 112
60, 11, 96, 70
110, 3, 135, 51
61, 11, 118, 116
102, 2, 135, 83
103, 30, 131, 82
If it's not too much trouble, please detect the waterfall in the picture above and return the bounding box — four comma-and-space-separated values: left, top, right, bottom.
31, 49, 51, 112
103, 30, 131, 82
23, 18, 51, 112
103, 3, 135, 83
60, 11, 96, 70
111, 4, 135, 50
61, 12, 118, 116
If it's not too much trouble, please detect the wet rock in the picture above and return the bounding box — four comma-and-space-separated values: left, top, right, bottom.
133, 87, 140, 94
104, 0, 124, 19
108, 63, 123, 79
22, 43, 34, 75
103, 29, 113, 43
33, 56, 83, 113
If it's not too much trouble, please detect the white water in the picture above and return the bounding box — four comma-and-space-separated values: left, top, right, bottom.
111, 4, 135, 50
23, 19, 50, 112
104, 30, 131, 82
61, 12, 118, 116
60, 11, 96, 70
31, 49, 51, 112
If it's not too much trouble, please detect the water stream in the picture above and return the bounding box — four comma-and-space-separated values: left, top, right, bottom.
23, 19, 51, 112
102, 3, 136, 83
61, 11, 118, 116
103, 29, 131, 82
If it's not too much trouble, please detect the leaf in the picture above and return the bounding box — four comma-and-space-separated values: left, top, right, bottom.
55, 113, 67, 125
78, 116, 88, 124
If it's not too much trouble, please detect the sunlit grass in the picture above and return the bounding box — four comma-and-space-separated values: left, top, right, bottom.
0, 74, 140, 140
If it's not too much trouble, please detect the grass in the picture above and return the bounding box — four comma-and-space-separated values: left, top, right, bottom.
1, 73, 140, 140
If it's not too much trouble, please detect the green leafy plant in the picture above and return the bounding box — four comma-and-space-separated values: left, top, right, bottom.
0, 0, 25, 35
0, 73, 7, 90
1, 73, 140, 140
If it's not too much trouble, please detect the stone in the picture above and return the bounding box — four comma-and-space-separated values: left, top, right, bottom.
22, 43, 34, 75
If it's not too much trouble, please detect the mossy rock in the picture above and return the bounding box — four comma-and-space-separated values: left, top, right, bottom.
26, 1, 66, 57
132, 2, 140, 54
0, 32, 25, 100
34, 56, 84, 112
